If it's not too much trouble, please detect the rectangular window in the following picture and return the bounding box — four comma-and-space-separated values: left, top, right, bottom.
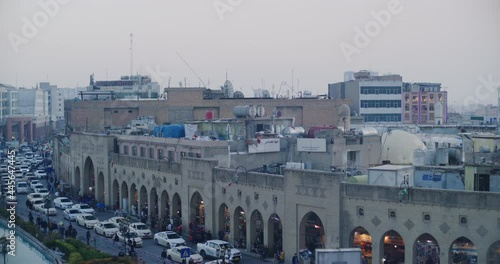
158, 149, 163, 160
123, 145, 129, 155
131, 146, 137, 156
140, 147, 145, 157
168, 151, 175, 161
149, 148, 154, 159
429, 104, 434, 111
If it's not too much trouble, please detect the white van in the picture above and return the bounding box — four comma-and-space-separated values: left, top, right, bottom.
16, 181, 29, 194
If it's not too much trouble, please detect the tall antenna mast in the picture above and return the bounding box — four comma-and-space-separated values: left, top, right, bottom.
130, 33, 134, 77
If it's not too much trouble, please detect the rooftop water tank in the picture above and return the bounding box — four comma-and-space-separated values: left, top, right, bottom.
424, 149, 436, 165
435, 147, 449, 165
413, 149, 425, 166
233, 105, 257, 118
282, 127, 305, 138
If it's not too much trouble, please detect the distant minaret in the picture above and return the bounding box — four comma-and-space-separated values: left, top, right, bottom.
130, 33, 134, 77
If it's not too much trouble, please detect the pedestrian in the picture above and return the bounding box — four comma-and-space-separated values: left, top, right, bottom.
167, 223, 172, 231
113, 233, 119, 247
59, 222, 65, 238
132, 239, 137, 251
28, 212, 33, 224
292, 253, 299, 264
151, 217, 156, 233
161, 248, 167, 264
36, 215, 41, 229
86, 229, 91, 245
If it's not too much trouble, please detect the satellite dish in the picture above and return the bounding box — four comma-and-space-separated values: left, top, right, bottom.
221, 80, 234, 98
233, 91, 244, 98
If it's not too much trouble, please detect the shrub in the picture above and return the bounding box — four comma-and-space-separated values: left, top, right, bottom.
56, 240, 77, 258
68, 252, 84, 264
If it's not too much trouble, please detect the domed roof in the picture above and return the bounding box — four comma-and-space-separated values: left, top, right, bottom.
381, 130, 426, 164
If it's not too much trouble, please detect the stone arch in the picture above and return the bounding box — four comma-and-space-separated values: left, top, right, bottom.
130, 183, 138, 216
380, 230, 405, 264
487, 240, 500, 264
120, 181, 128, 211
268, 213, 282, 253
112, 179, 119, 209
74, 166, 81, 195
150, 187, 158, 218
414, 233, 440, 264
299, 212, 325, 261
250, 210, 264, 249
233, 206, 246, 248
139, 185, 148, 218
96, 171, 105, 202
450, 237, 477, 264
160, 190, 170, 219
350, 226, 372, 263
83, 156, 95, 197
218, 203, 230, 241
189, 192, 205, 226
172, 193, 182, 232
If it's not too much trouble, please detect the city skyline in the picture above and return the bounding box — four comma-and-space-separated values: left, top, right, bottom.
1, 0, 499, 105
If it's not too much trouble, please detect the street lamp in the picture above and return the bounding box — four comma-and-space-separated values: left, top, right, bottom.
119, 218, 130, 256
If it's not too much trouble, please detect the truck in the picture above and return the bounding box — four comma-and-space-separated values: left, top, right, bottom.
197, 240, 242, 263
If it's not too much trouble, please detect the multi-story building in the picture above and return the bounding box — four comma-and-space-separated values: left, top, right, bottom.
329, 71, 403, 123
16, 88, 49, 117
90, 74, 161, 99
402, 82, 448, 124
54, 131, 500, 264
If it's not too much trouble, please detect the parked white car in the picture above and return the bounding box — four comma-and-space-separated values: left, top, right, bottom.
31, 199, 45, 210
34, 170, 47, 179
34, 203, 57, 216
29, 180, 40, 189
197, 240, 242, 263
94, 221, 119, 237
76, 214, 99, 228
72, 203, 95, 215
53, 197, 74, 209
154, 231, 186, 249
128, 222, 152, 239
167, 246, 204, 264
63, 208, 82, 221
116, 231, 143, 247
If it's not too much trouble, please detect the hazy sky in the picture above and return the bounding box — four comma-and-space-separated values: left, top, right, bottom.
1, 0, 499, 106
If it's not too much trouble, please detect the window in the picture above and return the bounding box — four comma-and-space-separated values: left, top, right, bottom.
131, 146, 137, 156
168, 151, 175, 161
357, 206, 364, 216
149, 148, 154, 159
140, 147, 145, 157
123, 146, 129, 155
423, 213, 431, 222
128, 110, 133, 113
158, 149, 163, 160
429, 104, 434, 111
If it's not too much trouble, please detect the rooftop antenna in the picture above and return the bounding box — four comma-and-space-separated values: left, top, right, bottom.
130, 33, 134, 77
176, 52, 207, 87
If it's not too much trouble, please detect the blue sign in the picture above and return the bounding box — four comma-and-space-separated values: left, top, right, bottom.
423, 174, 442, 182
180, 248, 191, 258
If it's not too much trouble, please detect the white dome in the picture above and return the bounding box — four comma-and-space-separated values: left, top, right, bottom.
381, 130, 426, 164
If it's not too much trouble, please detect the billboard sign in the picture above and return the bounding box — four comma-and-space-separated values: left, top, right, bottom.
248, 138, 280, 153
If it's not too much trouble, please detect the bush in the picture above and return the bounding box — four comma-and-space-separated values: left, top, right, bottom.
43, 232, 60, 249
56, 240, 77, 258
65, 238, 111, 260
68, 252, 84, 264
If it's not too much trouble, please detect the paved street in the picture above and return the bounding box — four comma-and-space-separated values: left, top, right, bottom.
14, 178, 271, 264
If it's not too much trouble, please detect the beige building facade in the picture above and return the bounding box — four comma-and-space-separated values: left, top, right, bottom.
54, 132, 500, 264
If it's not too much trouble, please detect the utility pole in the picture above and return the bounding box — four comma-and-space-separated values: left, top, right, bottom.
130, 33, 134, 77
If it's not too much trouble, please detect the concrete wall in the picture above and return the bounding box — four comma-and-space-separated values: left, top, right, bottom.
65, 94, 351, 133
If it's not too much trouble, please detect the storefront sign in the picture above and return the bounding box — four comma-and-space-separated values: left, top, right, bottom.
297, 138, 326, 152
